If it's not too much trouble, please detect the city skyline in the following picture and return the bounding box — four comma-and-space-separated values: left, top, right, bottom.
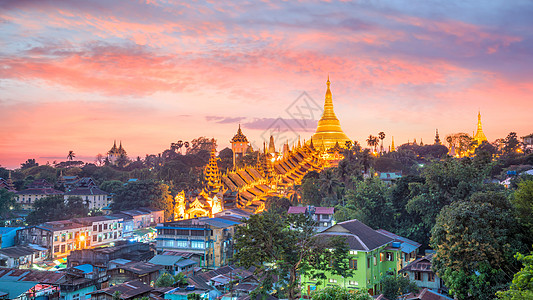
1, 0, 532, 169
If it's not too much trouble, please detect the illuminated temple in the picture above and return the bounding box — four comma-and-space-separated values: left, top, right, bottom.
174, 78, 351, 217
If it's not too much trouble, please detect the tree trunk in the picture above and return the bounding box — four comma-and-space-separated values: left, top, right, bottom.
289, 268, 297, 300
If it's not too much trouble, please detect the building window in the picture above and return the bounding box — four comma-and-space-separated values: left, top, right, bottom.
349, 250, 358, 255
349, 281, 358, 286
380, 253, 385, 262
61, 244, 66, 253
349, 259, 357, 270
93, 235, 97, 242
93, 225, 97, 232
367, 257, 371, 268
54, 246, 59, 253
387, 252, 394, 261
104, 224, 108, 230
99, 225, 102, 232
428, 272, 435, 282
328, 278, 337, 283
415, 272, 422, 281
373, 256, 377, 266
54, 235, 58, 242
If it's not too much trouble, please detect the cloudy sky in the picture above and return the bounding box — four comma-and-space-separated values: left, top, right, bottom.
1, 0, 532, 168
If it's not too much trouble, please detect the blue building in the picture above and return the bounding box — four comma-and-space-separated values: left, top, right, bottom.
0, 227, 22, 248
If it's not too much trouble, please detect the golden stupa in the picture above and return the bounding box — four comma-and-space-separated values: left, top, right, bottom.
473, 111, 487, 145
307, 77, 351, 149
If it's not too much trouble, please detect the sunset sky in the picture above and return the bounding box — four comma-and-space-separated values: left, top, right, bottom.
1, 0, 532, 169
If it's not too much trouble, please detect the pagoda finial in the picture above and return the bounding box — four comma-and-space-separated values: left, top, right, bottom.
391, 136, 396, 152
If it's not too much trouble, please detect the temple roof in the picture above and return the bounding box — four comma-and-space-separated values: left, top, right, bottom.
231, 125, 248, 143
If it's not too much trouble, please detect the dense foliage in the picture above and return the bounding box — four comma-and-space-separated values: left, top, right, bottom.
233, 211, 351, 300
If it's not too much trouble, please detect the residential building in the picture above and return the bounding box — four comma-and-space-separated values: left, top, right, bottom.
378, 171, 402, 185
72, 216, 123, 248
67, 242, 155, 269
155, 217, 242, 268
376, 229, 421, 270
165, 286, 210, 300
15, 179, 63, 209
58, 264, 109, 300
0, 227, 23, 248
16, 220, 91, 259
301, 219, 406, 296
65, 186, 109, 210
90, 280, 153, 300
287, 206, 335, 232
0, 244, 48, 268
213, 208, 252, 220
149, 254, 197, 276
107, 260, 163, 286
0, 267, 64, 299
400, 254, 447, 294
522, 133, 533, 152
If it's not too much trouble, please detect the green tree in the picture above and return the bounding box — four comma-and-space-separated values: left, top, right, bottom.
318, 168, 342, 205
342, 177, 394, 230
65, 196, 89, 217
0, 189, 17, 219
497, 249, 533, 299
186, 294, 201, 300
512, 180, 533, 235
430, 192, 526, 300
155, 273, 175, 287
380, 274, 419, 299
21, 159, 38, 169
503, 132, 521, 155
174, 272, 188, 286
112, 291, 121, 300
300, 174, 323, 206
311, 285, 371, 300
233, 211, 345, 300
99, 180, 124, 194
407, 159, 483, 237
26, 195, 68, 225
112, 180, 174, 220
265, 196, 292, 213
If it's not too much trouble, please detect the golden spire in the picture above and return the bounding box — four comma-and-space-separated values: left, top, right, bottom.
473, 110, 488, 145
204, 146, 221, 193
391, 136, 396, 152
307, 77, 351, 149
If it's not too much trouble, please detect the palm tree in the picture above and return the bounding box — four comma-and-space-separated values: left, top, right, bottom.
378, 132, 385, 153
319, 169, 341, 203
286, 184, 301, 204
366, 135, 379, 152
67, 151, 75, 161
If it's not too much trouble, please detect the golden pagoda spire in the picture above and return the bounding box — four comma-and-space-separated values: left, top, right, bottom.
473, 110, 488, 145
307, 77, 350, 149
204, 146, 221, 193
391, 136, 395, 152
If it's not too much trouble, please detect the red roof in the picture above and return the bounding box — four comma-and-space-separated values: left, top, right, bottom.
315, 207, 334, 214
287, 207, 306, 214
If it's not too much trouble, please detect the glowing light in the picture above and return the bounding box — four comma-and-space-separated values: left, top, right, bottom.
79, 235, 86, 241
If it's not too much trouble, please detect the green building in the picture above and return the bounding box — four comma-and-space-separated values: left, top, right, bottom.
301, 220, 406, 296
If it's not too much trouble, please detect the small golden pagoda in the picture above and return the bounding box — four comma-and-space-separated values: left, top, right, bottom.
473, 111, 488, 145
307, 77, 351, 149
174, 145, 224, 219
